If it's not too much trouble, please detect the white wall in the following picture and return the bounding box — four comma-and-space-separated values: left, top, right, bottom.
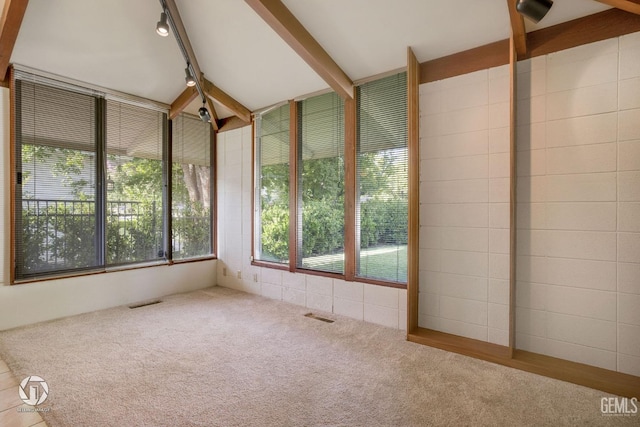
515, 34, 640, 376
418, 65, 511, 345
0, 87, 216, 331
418, 32, 640, 376
216, 126, 408, 331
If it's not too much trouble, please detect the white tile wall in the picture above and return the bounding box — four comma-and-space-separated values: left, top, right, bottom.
417, 33, 640, 376
616, 32, 640, 376
514, 34, 640, 376
418, 64, 510, 344
216, 127, 407, 332
216, 32, 640, 378
545, 113, 617, 148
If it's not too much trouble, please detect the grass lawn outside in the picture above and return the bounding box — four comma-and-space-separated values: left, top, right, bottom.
302, 244, 407, 283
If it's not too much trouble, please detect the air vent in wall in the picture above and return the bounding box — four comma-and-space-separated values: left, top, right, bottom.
129, 300, 162, 309
304, 312, 334, 323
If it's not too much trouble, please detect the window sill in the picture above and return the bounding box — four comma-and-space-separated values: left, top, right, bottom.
12, 256, 217, 285
250, 261, 407, 289
171, 255, 217, 265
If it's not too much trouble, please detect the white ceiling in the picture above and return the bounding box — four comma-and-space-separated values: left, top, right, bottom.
9, 0, 613, 119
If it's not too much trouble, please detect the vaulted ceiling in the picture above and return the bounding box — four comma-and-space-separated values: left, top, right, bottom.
3, 0, 619, 121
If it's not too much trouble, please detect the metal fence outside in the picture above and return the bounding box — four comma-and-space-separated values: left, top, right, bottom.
20, 199, 210, 272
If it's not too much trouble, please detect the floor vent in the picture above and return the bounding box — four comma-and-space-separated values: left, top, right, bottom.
304, 313, 334, 323
129, 300, 162, 309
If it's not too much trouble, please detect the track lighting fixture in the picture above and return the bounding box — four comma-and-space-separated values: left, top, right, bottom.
516, 0, 553, 24
156, 12, 169, 36
198, 99, 211, 123
185, 66, 196, 87
156, 0, 216, 125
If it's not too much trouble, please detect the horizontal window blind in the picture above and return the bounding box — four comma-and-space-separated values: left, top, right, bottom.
172, 113, 213, 260
106, 100, 165, 265
14, 79, 99, 279
357, 72, 408, 283
255, 103, 290, 264
297, 92, 345, 274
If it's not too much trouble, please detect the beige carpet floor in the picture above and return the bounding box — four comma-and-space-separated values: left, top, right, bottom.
0, 286, 635, 426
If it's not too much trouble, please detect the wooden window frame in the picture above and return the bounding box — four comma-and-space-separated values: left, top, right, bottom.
252, 80, 409, 289
9, 71, 217, 285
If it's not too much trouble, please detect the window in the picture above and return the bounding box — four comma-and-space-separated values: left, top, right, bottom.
106, 100, 166, 265
15, 79, 100, 279
254, 103, 290, 264
297, 92, 345, 274
12, 71, 215, 282
252, 73, 407, 285
356, 73, 407, 282
171, 114, 214, 260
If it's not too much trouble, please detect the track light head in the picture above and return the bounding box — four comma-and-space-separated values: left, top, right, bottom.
185, 67, 196, 87
199, 100, 212, 123
156, 12, 169, 37
516, 0, 553, 24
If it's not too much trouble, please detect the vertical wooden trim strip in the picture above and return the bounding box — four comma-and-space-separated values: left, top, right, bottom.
164, 115, 172, 263
212, 128, 218, 258
344, 97, 357, 281
509, 36, 518, 357
506, 0, 527, 57
250, 119, 256, 263
407, 47, 420, 335
288, 100, 298, 272
9, 67, 15, 284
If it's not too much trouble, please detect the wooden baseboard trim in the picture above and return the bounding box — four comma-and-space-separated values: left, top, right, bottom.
510, 350, 640, 398
408, 328, 640, 398
408, 327, 511, 363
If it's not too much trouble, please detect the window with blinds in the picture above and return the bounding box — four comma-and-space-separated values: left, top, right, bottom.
171, 113, 213, 260
11, 70, 196, 281
255, 103, 290, 264
14, 79, 100, 279
356, 72, 408, 283
297, 92, 345, 274
106, 100, 166, 265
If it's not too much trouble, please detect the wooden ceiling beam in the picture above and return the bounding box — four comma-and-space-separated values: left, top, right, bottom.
218, 116, 251, 133
0, 0, 29, 81
202, 77, 251, 124
507, 0, 527, 57
163, 0, 219, 130
169, 85, 198, 120
594, 0, 640, 16
245, 0, 354, 99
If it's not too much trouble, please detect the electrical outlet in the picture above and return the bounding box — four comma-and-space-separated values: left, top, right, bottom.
222, 267, 227, 276
253, 273, 258, 282
236, 271, 242, 279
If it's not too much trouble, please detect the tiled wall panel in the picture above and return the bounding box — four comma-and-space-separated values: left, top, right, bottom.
419, 33, 640, 376
514, 34, 640, 375
418, 65, 511, 345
